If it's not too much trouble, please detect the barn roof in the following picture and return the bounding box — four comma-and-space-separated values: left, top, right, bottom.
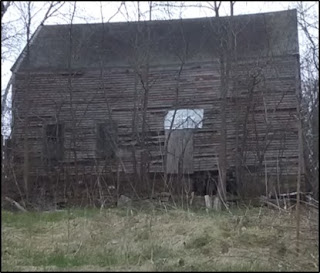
11, 9, 298, 72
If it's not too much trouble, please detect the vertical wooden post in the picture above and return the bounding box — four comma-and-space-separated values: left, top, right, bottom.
23, 129, 29, 202
294, 52, 305, 255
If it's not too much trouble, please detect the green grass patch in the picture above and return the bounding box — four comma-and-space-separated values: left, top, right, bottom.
24, 250, 86, 268
185, 233, 212, 249
1, 206, 319, 272
1, 208, 101, 229
2, 210, 68, 229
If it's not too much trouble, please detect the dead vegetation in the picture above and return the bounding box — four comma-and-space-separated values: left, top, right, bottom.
1, 204, 318, 272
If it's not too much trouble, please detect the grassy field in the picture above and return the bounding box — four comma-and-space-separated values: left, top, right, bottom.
1, 203, 319, 272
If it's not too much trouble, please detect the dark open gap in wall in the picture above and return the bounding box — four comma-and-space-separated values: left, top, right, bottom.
191, 169, 237, 196
43, 123, 64, 165
96, 120, 118, 160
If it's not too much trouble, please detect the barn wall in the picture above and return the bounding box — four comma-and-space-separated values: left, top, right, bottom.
11, 54, 299, 183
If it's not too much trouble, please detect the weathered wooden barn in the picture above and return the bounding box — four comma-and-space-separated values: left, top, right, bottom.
7, 9, 304, 204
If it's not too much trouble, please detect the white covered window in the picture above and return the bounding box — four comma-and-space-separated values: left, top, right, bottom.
164, 109, 204, 129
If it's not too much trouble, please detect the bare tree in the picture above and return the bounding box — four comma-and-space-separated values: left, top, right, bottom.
2, 1, 66, 207
296, 1, 319, 200
2, 1, 66, 119
212, 1, 234, 209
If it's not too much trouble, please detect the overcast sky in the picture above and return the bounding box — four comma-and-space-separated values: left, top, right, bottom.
1, 1, 319, 137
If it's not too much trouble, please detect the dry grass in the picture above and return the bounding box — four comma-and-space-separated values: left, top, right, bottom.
1, 204, 319, 272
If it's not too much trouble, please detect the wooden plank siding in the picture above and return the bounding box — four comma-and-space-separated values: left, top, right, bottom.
11, 54, 299, 178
